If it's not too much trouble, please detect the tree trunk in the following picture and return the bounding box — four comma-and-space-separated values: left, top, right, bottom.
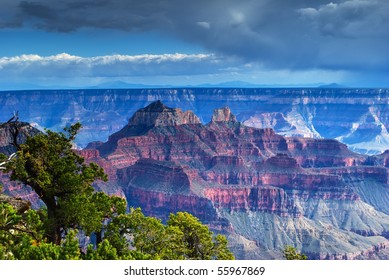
96, 230, 103, 245
44, 196, 62, 245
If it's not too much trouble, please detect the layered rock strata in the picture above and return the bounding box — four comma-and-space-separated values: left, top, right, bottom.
78, 101, 389, 259
1, 88, 388, 154
2, 101, 389, 259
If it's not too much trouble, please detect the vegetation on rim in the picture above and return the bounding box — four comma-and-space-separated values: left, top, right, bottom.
0, 122, 234, 260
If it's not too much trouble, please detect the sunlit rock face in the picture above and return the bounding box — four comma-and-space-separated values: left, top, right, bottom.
77, 101, 389, 260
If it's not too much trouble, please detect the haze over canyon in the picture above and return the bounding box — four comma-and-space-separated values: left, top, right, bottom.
1, 88, 387, 155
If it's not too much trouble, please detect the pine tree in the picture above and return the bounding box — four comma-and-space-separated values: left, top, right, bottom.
5, 123, 108, 244
1, 122, 235, 260
283, 245, 308, 260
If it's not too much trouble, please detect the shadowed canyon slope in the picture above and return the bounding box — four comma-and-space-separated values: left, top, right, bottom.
0, 88, 388, 154
75, 101, 389, 259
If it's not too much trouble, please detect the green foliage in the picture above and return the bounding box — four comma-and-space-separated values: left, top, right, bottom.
0, 154, 6, 161
104, 208, 234, 260
168, 212, 234, 260
0, 123, 234, 260
16, 230, 81, 260
5, 123, 108, 244
0, 154, 6, 169
283, 245, 308, 260
0, 199, 234, 260
85, 240, 120, 260
0, 202, 81, 260
0, 202, 43, 259
105, 208, 181, 259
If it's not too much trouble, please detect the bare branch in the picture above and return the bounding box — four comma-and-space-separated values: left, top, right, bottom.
0, 153, 17, 170
0, 111, 19, 128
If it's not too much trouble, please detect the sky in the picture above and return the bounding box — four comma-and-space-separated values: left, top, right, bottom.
0, 0, 389, 89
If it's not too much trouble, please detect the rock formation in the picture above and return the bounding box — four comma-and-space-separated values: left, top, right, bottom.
77, 101, 389, 259
2, 100, 389, 259
0, 121, 40, 155
211, 106, 237, 123
127, 100, 201, 127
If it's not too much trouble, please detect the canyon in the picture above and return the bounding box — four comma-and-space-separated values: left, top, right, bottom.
1, 90, 389, 259
0, 88, 388, 154
78, 101, 389, 259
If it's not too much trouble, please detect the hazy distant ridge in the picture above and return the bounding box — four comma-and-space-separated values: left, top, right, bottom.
0, 88, 388, 154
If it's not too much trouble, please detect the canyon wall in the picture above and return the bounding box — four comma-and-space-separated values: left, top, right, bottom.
0, 88, 388, 154
2, 99, 389, 259
78, 101, 389, 259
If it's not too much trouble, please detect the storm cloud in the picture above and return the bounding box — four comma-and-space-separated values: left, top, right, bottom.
1, 0, 389, 77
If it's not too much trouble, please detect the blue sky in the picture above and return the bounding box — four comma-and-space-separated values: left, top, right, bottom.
1, 0, 389, 89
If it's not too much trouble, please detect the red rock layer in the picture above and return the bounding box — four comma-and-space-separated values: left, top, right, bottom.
319, 166, 389, 184
286, 138, 365, 167
0, 173, 42, 208
126, 187, 219, 223
204, 187, 301, 217
77, 102, 370, 222
117, 158, 191, 194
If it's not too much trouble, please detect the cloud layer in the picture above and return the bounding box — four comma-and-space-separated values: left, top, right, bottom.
0, 52, 353, 88
1, 0, 389, 85
0, 53, 224, 78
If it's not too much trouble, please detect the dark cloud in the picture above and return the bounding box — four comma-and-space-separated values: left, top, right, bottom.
299, 1, 388, 38
19, 1, 56, 20
2, 0, 389, 73
14, 0, 173, 32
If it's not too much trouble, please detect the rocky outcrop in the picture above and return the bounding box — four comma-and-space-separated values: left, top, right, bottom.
0, 121, 40, 155
127, 100, 201, 127
263, 153, 300, 169
211, 106, 237, 123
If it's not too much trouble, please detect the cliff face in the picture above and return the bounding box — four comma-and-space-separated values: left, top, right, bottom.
2, 100, 389, 259
1, 88, 388, 154
78, 101, 389, 259
204, 187, 300, 217
366, 150, 389, 167
0, 121, 40, 155
211, 106, 237, 123
127, 100, 201, 127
